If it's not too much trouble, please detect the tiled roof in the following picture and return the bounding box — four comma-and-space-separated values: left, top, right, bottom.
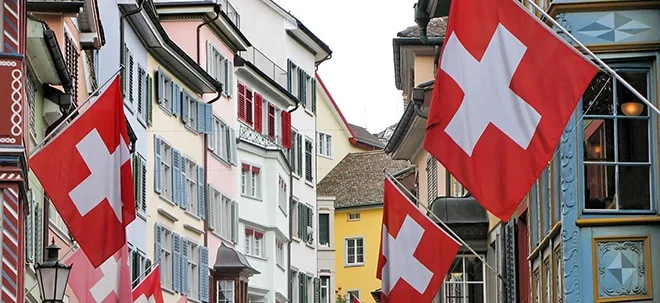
397, 17, 448, 38
348, 123, 385, 149
317, 151, 413, 209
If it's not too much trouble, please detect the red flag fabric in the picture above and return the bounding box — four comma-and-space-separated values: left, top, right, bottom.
65, 243, 132, 302
30, 76, 136, 267
351, 295, 361, 303
423, 0, 598, 221
132, 266, 165, 303
377, 177, 460, 302
176, 294, 189, 303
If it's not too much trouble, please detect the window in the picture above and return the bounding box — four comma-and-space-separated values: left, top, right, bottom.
346, 290, 360, 302
25, 191, 43, 264
129, 246, 151, 288
159, 227, 173, 289
279, 177, 288, 213
305, 138, 314, 182
276, 239, 285, 267
317, 132, 332, 157
443, 255, 486, 303
136, 66, 150, 123
162, 77, 173, 113
187, 241, 200, 300
237, 83, 254, 125
267, 103, 277, 139
427, 155, 438, 202
245, 228, 265, 258
287, 60, 317, 113
290, 131, 303, 176
320, 276, 330, 303
208, 186, 238, 243
158, 138, 173, 201
448, 172, 468, 197
65, 33, 79, 102
132, 153, 147, 214
319, 213, 330, 246
292, 201, 300, 238
217, 280, 234, 303
185, 159, 198, 214
582, 70, 652, 211
348, 213, 360, 221
209, 116, 237, 165
241, 164, 261, 199
207, 43, 233, 96
297, 203, 313, 243
345, 237, 364, 266
48, 200, 69, 237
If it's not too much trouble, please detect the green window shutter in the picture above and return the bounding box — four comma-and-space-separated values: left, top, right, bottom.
311, 78, 317, 113
319, 214, 329, 245
299, 272, 305, 303
128, 51, 135, 104
140, 156, 147, 212
287, 59, 292, 92
314, 277, 320, 303
146, 74, 153, 125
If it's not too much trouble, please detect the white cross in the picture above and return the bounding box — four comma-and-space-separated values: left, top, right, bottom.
68, 128, 130, 222
381, 215, 433, 296
441, 24, 542, 156
89, 255, 121, 301
134, 294, 156, 303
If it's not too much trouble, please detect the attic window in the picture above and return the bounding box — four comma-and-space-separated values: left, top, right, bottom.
348, 213, 360, 221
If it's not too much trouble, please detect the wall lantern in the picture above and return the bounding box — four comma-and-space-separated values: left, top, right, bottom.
35, 239, 72, 303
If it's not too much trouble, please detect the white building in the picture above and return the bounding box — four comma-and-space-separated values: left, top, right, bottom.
229, 0, 331, 301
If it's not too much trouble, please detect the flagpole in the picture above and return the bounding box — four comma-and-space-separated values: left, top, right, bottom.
384, 170, 507, 285
29, 65, 125, 158
525, 1, 659, 115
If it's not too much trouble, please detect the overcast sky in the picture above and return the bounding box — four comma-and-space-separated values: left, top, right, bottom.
274, 0, 419, 134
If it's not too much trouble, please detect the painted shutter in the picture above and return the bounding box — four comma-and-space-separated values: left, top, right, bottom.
301, 72, 307, 107
199, 246, 209, 302
267, 103, 275, 138
206, 41, 213, 74
137, 67, 143, 113
173, 233, 182, 292
172, 149, 181, 206
307, 205, 313, 229
197, 165, 205, 218
172, 83, 181, 116
180, 157, 188, 210
254, 93, 263, 133
154, 135, 162, 194
225, 59, 233, 96
35, 202, 43, 263
298, 203, 304, 239
237, 83, 246, 121
281, 111, 291, 149
182, 92, 189, 124
153, 224, 163, 283
314, 277, 320, 303
181, 238, 189, 294
122, 44, 128, 96
297, 134, 303, 175
208, 118, 215, 151
205, 103, 213, 135
140, 157, 147, 212
311, 78, 317, 113
298, 69, 304, 104
25, 195, 34, 262
128, 50, 135, 104
229, 128, 237, 165
197, 101, 205, 132
504, 220, 518, 303
207, 185, 215, 230
146, 74, 153, 125
231, 201, 238, 243
287, 59, 292, 92
299, 272, 305, 303
319, 214, 329, 245
156, 70, 164, 104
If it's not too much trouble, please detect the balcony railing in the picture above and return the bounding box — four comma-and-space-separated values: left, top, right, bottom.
239, 47, 288, 89
238, 123, 286, 151
218, 0, 240, 29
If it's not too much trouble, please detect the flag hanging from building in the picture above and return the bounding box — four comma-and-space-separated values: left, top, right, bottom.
423, 0, 598, 221
132, 265, 165, 303
29, 75, 136, 267
65, 244, 132, 302
377, 177, 460, 302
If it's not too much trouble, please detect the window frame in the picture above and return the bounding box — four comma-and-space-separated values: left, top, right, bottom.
160, 227, 174, 290
278, 176, 288, 215
217, 280, 235, 303
317, 132, 332, 158
240, 163, 262, 200
244, 228, 265, 258
443, 255, 487, 303
187, 240, 200, 300
344, 237, 365, 267
304, 137, 314, 183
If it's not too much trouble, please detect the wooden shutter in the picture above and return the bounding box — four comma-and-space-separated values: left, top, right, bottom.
197, 165, 205, 218
146, 74, 153, 125
122, 44, 128, 96
231, 201, 239, 243
206, 41, 213, 75
207, 185, 215, 231
154, 135, 162, 194
180, 157, 188, 210
172, 149, 181, 206
25, 195, 34, 262
238, 83, 246, 121
140, 157, 147, 212
245, 89, 253, 125
299, 272, 305, 303
181, 238, 189, 294
505, 219, 518, 303
254, 93, 263, 132
156, 70, 164, 104
298, 69, 305, 105
197, 101, 205, 132
173, 233, 182, 292
281, 111, 291, 149
137, 67, 144, 113
314, 278, 320, 303
287, 59, 292, 92
229, 128, 237, 165
311, 78, 317, 113
205, 103, 213, 135
297, 134, 303, 175
129, 50, 135, 104
172, 83, 181, 117
199, 246, 209, 302
182, 92, 189, 124
153, 224, 163, 283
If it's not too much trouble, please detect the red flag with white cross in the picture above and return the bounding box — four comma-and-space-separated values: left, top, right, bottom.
65, 244, 132, 302
377, 177, 460, 302
424, 0, 598, 221
30, 75, 135, 267
132, 265, 165, 303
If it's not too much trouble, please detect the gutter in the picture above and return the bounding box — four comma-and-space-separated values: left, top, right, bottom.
120, 0, 145, 93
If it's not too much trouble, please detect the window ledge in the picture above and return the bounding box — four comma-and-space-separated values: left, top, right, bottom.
246, 254, 268, 262
184, 223, 205, 235
292, 173, 301, 180
304, 108, 314, 117
277, 263, 286, 272
184, 123, 200, 135
159, 195, 176, 207
157, 208, 179, 223
318, 246, 334, 251
344, 263, 364, 268
136, 211, 147, 221
317, 154, 332, 160
209, 152, 232, 167
137, 116, 147, 128
184, 210, 202, 221
241, 194, 263, 202
49, 222, 71, 243
162, 287, 175, 295
159, 104, 173, 116
305, 180, 314, 188
305, 243, 315, 249
211, 231, 234, 244
278, 205, 288, 217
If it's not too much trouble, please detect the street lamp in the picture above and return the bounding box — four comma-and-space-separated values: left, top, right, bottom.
35, 239, 72, 303
371, 289, 382, 303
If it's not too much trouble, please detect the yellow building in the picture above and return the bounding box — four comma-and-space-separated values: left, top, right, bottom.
317, 151, 413, 302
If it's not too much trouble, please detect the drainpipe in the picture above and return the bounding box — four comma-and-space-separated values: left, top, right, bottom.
314, 53, 332, 71
287, 101, 299, 303
414, 3, 444, 45
120, 0, 145, 93
196, 4, 221, 66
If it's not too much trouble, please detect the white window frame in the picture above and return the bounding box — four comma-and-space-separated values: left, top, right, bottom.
344, 237, 364, 267
276, 239, 285, 268
48, 200, 69, 239
210, 187, 234, 242
241, 164, 261, 199
347, 212, 360, 221
443, 255, 487, 303
278, 176, 288, 214
217, 280, 235, 303
320, 276, 330, 303
317, 132, 332, 158
160, 141, 173, 201
160, 227, 173, 290
245, 228, 265, 258
210, 116, 235, 164
185, 158, 198, 214
187, 240, 200, 300
346, 290, 360, 302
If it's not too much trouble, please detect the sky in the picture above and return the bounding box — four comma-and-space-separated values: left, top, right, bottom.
274, 0, 419, 134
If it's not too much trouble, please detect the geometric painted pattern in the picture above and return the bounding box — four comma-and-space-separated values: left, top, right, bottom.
578, 12, 651, 42
1, 186, 20, 303
2, 0, 20, 54
596, 238, 649, 299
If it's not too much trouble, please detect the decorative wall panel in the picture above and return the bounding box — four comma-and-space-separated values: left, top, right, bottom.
593, 236, 651, 302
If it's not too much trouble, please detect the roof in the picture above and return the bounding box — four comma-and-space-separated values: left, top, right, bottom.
318, 151, 413, 209
348, 123, 385, 149
396, 17, 447, 38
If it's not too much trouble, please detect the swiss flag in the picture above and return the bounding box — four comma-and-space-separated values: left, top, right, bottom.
65, 243, 132, 302
132, 265, 165, 303
424, 0, 598, 221
30, 76, 135, 267
377, 177, 460, 302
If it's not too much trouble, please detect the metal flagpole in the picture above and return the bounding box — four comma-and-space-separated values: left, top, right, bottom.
525, 1, 659, 115
29, 65, 125, 158
383, 170, 507, 285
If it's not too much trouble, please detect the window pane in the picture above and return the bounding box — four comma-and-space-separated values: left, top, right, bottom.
446, 259, 464, 282
583, 72, 613, 116
616, 71, 648, 117
467, 283, 484, 303
584, 164, 615, 209
619, 165, 650, 210
583, 119, 614, 162
465, 256, 483, 282
617, 119, 649, 162
444, 283, 464, 303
